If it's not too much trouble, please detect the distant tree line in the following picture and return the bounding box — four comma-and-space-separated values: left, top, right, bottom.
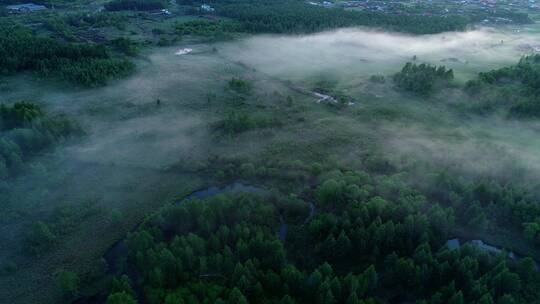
175, 20, 242, 40
104, 0, 166, 11
0, 22, 134, 86
63, 12, 128, 29
212, 1, 469, 35
468, 10, 532, 24
0, 0, 84, 8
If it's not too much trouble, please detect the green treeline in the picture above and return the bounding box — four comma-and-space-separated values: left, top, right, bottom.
0, 101, 81, 179
175, 20, 242, 39
393, 62, 454, 95
466, 55, 540, 118
215, 1, 469, 35
107, 168, 540, 303
104, 0, 166, 11
63, 12, 127, 29
0, 23, 134, 86
391, 57, 540, 119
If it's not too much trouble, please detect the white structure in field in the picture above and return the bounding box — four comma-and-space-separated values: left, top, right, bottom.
200, 4, 215, 12
175, 48, 193, 55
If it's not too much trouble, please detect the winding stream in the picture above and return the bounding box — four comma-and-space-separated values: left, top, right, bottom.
80, 182, 315, 303
75, 182, 267, 304
104, 182, 268, 271
446, 238, 540, 271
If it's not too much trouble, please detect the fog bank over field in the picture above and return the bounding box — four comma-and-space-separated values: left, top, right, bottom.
0, 46, 228, 169
216, 26, 540, 183
219, 27, 540, 82
380, 118, 540, 181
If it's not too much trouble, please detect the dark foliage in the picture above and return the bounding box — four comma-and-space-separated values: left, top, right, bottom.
104, 0, 166, 11
0, 23, 134, 86
466, 55, 540, 118
215, 1, 469, 35
175, 19, 241, 40
215, 110, 280, 135
394, 62, 454, 95
0, 101, 81, 179
64, 12, 127, 29
110, 37, 139, 56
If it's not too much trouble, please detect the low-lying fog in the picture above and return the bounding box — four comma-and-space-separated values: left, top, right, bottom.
4, 26, 536, 174
3, 24, 540, 303
218, 26, 540, 83
215, 26, 540, 182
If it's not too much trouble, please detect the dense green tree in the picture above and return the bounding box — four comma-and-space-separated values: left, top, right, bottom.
228, 287, 248, 304
393, 62, 454, 95
105, 169, 540, 303
111, 275, 135, 296
0, 23, 134, 86
25, 221, 56, 255
478, 293, 495, 304
466, 55, 540, 118
57, 270, 79, 298
448, 291, 464, 304
106, 291, 138, 304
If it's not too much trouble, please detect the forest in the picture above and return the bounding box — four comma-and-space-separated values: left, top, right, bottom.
100, 169, 540, 304
391, 57, 540, 121
104, 0, 166, 11
175, 20, 242, 40
0, 23, 134, 86
214, 1, 469, 35
464, 55, 540, 118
